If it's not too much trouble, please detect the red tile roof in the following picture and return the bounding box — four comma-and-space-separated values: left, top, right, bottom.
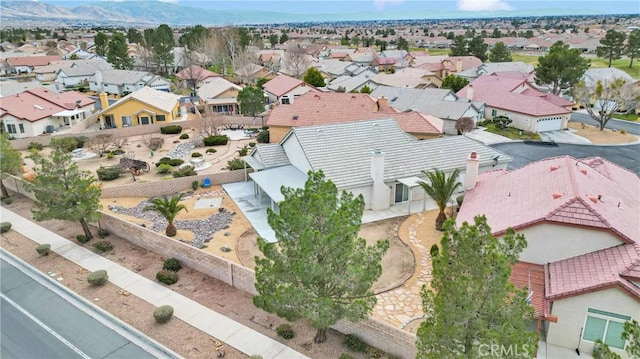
0, 88, 93, 122
377, 57, 396, 65
7, 55, 62, 67
511, 262, 549, 319
262, 74, 306, 97
546, 244, 640, 301
457, 155, 639, 243
266, 92, 442, 135
27, 88, 94, 109
175, 65, 220, 81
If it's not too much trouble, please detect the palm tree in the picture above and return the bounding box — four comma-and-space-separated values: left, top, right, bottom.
144, 193, 188, 237
419, 168, 462, 231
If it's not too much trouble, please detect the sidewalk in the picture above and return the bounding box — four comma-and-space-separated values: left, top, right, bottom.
0, 207, 308, 359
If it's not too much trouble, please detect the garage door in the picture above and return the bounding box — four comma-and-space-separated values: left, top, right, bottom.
536, 118, 562, 132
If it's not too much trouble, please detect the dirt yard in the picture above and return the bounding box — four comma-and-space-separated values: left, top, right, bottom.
568, 121, 638, 144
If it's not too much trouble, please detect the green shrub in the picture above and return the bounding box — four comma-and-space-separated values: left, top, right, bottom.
74, 136, 89, 148
179, 133, 190, 139
156, 270, 179, 285
112, 149, 125, 155
160, 125, 183, 134
157, 164, 172, 174
96, 167, 122, 181
93, 240, 113, 252
343, 334, 367, 352
226, 158, 244, 171
238, 147, 248, 156
153, 305, 174, 324
276, 324, 295, 339
203, 135, 229, 146
163, 258, 182, 272
28, 142, 44, 151
36, 244, 51, 256
172, 165, 197, 178
191, 152, 202, 157
456, 195, 464, 206
256, 130, 269, 143
248, 142, 256, 147
155, 157, 184, 167
106, 152, 115, 159
365, 346, 382, 358
87, 270, 108, 286
76, 234, 91, 243
206, 148, 217, 154
97, 228, 110, 238
50, 137, 79, 152
339, 354, 354, 359
0, 222, 11, 233
2, 196, 13, 205
248, 355, 263, 359
620, 128, 627, 135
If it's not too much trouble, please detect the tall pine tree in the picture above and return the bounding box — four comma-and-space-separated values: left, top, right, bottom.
596, 29, 627, 68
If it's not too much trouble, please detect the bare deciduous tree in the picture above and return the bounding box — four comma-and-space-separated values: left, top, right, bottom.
573, 78, 640, 130
87, 134, 112, 157
142, 135, 165, 151
284, 42, 311, 79
111, 134, 128, 149
196, 106, 225, 139
455, 117, 475, 134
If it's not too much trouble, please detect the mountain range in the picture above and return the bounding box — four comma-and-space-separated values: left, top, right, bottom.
1, 0, 638, 27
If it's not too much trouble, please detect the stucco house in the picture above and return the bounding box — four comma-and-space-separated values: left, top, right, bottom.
235, 63, 275, 85
457, 74, 574, 133
97, 86, 181, 129
262, 73, 318, 105
88, 70, 171, 96
0, 88, 95, 138
52, 60, 113, 88
457, 155, 640, 357
266, 92, 443, 143
196, 77, 243, 115
5, 55, 62, 74
244, 118, 510, 214
175, 65, 221, 91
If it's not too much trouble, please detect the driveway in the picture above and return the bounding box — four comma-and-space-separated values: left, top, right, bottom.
538, 129, 592, 144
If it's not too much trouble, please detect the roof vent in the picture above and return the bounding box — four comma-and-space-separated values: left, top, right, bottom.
33, 105, 44, 110
580, 168, 587, 175
292, 115, 299, 120
550, 165, 560, 172
552, 193, 563, 199
588, 196, 598, 204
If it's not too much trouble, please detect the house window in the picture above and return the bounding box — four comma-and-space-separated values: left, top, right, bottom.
19, 124, 24, 133
6, 124, 17, 134
582, 308, 630, 349
121, 116, 132, 127
156, 115, 166, 122
491, 109, 497, 117
281, 96, 291, 105
394, 183, 409, 203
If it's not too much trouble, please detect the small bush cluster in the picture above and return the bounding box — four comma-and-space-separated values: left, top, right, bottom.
96, 167, 122, 181
76, 234, 91, 243
1, 196, 13, 205
87, 270, 108, 286
238, 147, 248, 156
156, 270, 179, 285
97, 228, 110, 238
162, 258, 182, 272
0, 222, 11, 233
36, 244, 51, 256
157, 164, 172, 174
364, 346, 382, 358
50, 137, 81, 153
153, 305, 174, 324
256, 130, 269, 143
93, 240, 113, 252
342, 334, 367, 352
145, 136, 164, 151
206, 148, 217, 154
203, 135, 229, 146
191, 152, 202, 157
226, 158, 244, 171
179, 133, 190, 139
276, 324, 295, 339
28, 142, 44, 151
338, 354, 354, 359
160, 125, 183, 134
248, 142, 256, 147
172, 165, 197, 178
155, 157, 184, 167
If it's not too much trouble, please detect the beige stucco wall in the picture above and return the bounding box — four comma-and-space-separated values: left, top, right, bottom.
516, 223, 623, 264
268, 125, 290, 143
546, 288, 639, 357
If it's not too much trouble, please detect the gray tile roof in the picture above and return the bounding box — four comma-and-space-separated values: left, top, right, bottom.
288, 118, 510, 189
253, 144, 290, 168
371, 86, 478, 120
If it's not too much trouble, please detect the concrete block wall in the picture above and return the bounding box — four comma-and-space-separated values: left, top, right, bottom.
333, 318, 418, 358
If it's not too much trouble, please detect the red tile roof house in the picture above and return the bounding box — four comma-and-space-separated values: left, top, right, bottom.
262, 73, 319, 106
6, 55, 62, 74
175, 65, 221, 90
0, 88, 95, 138
457, 154, 640, 357
457, 74, 574, 133
266, 92, 444, 143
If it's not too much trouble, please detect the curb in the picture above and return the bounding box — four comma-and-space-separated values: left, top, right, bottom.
0, 248, 183, 359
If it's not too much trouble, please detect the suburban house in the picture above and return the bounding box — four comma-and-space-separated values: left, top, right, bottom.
371, 67, 440, 89
457, 74, 574, 133
88, 70, 171, 96
175, 65, 221, 91
0, 88, 95, 138
5, 55, 62, 74
378, 50, 414, 69
457, 155, 640, 357
581, 68, 635, 88
34, 60, 112, 85
266, 92, 444, 142
257, 51, 284, 72
196, 77, 243, 115
456, 61, 535, 82
262, 73, 318, 105
370, 85, 484, 135
235, 63, 275, 85
313, 58, 355, 81
244, 118, 510, 214
326, 71, 378, 93
413, 55, 483, 79
55, 61, 113, 88
97, 86, 181, 129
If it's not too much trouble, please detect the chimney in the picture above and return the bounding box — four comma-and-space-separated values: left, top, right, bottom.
370, 149, 389, 210
94, 70, 103, 92
465, 151, 480, 190
466, 84, 474, 101
375, 97, 388, 112
99, 92, 109, 110
456, 59, 462, 72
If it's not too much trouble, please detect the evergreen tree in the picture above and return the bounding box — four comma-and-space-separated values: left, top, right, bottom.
0, 134, 22, 198
441, 74, 469, 93
237, 85, 265, 116
396, 36, 409, 51
94, 31, 108, 57
468, 35, 489, 62
489, 41, 513, 62
268, 34, 278, 48
416, 216, 538, 358
254, 171, 389, 343
626, 29, 640, 68
25, 147, 102, 239
153, 24, 175, 75
279, 32, 289, 44
126, 28, 142, 45
303, 67, 325, 87
449, 35, 469, 57
106, 32, 133, 70
535, 41, 590, 95
596, 29, 627, 68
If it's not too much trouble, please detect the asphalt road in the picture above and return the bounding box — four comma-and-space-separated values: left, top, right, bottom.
0, 254, 160, 359
490, 142, 640, 176
571, 112, 640, 135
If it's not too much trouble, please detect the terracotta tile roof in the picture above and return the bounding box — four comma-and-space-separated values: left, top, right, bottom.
0, 88, 93, 122
546, 244, 640, 301
266, 92, 442, 135
7, 55, 62, 67
175, 65, 220, 81
377, 57, 396, 65
511, 262, 548, 319
520, 88, 574, 108
262, 74, 305, 97
456, 155, 640, 243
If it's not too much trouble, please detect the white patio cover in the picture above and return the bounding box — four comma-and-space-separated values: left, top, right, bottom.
249, 165, 308, 203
